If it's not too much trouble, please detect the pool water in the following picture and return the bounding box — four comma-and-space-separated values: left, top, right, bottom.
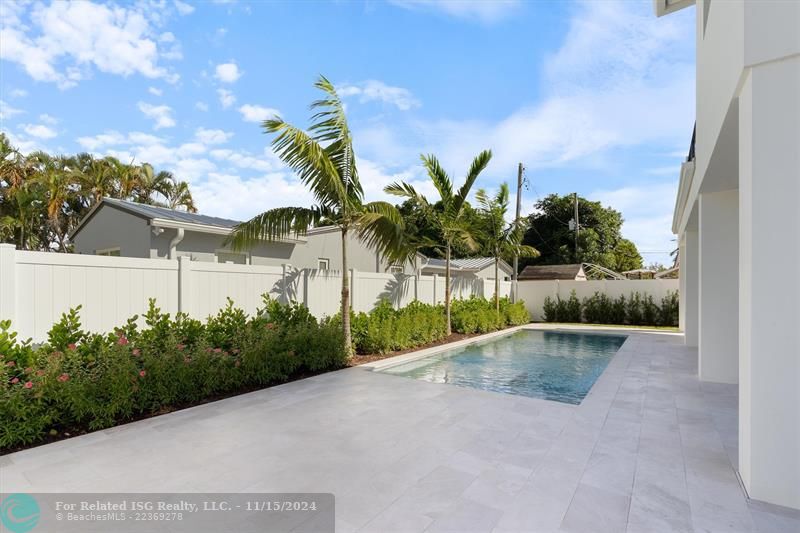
381, 330, 627, 404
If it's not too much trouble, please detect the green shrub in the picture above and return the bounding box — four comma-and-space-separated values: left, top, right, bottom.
500, 298, 530, 326
626, 292, 644, 326
348, 300, 447, 354
564, 290, 582, 323
0, 296, 346, 451
451, 297, 501, 334
610, 294, 627, 324
543, 296, 557, 322
642, 294, 659, 325
583, 292, 613, 324
659, 291, 679, 327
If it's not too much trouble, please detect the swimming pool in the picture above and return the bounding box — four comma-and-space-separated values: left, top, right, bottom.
380, 329, 627, 404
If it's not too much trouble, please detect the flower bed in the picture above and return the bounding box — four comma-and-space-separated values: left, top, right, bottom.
0, 297, 345, 451
1, 296, 530, 452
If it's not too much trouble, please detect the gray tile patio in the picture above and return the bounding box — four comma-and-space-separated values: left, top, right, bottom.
2, 326, 799, 532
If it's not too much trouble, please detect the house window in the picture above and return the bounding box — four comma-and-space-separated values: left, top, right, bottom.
389, 265, 404, 274
96, 247, 120, 257
216, 251, 247, 264
318, 258, 330, 270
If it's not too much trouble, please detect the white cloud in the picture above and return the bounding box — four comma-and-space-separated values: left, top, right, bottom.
38, 113, 58, 125
137, 102, 176, 129
190, 172, 317, 221
238, 104, 280, 123
174, 1, 195, 16
338, 80, 420, 111
217, 88, 236, 109
0, 129, 43, 154
9, 89, 27, 98
591, 182, 678, 265
0, 1, 182, 89
22, 123, 57, 139
195, 127, 233, 145
388, 0, 520, 23
148, 86, 163, 96
195, 101, 209, 112
0, 100, 24, 120
214, 62, 241, 83
77, 130, 165, 150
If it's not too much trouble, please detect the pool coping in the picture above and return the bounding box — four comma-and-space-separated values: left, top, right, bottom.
360, 322, 680, 372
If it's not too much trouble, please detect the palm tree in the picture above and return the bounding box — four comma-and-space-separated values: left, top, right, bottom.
386, 150, 492, 335
227, 76, 407, 356
475, 183, 539, 317
134, 163, 175, 205
28, 152, 74, 251
74, 153, 117, 206
162, 180, 197, 212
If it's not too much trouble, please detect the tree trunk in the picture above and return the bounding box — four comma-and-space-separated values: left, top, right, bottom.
445, 243, 452, 336
495, 255, 500, 319
341, 226, 354, 357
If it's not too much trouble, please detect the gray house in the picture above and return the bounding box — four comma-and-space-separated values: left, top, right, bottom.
71, 199, 512, 281
69, 198, 411, 273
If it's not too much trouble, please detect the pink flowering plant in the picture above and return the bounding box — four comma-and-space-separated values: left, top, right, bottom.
0, 295, 345, 451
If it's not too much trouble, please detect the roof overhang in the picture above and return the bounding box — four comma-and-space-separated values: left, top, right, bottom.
653, 0, 695, 17
149, 218, 306, 243
672, 159, 696, 234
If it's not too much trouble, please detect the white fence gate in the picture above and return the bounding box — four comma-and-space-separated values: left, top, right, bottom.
0, 245, 511, 342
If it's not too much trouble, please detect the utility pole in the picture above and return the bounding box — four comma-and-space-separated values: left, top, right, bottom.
573, 192, 580, 263
512, 162, 524, 302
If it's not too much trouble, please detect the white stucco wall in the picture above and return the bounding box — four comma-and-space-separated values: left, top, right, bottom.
698, 190, 739, 383
737, 54, 800, 510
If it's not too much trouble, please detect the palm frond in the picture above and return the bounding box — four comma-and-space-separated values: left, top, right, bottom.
421, 154, 453, 205
226, 206, 324, 252
263, 118, 347, 207
384, 181, 429, 207
354, 202, 413, 264
454, 149, 492, 213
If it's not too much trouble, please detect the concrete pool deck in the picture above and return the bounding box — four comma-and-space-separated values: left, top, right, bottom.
2, 326, 798, 532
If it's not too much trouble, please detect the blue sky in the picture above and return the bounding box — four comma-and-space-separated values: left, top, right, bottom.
0, 0, 696, 265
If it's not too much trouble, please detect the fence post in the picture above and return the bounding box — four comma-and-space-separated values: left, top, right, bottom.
433, 274, 438, 304
178, 255, 192, 315
414, 271, 419, 301
0, 244, 16, 324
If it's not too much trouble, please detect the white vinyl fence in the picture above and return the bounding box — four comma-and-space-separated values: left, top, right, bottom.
0, 245, 511, 343
517, 279, 680, 322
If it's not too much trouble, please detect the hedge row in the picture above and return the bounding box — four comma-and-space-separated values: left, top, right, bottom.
542, 290, 679, 327
350, 297, 530, 354
0, 297, 345, 450
1, 295, 530, 449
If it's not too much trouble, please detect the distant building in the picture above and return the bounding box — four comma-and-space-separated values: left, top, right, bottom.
518, 264, 587, 281
420, 257, 513, 281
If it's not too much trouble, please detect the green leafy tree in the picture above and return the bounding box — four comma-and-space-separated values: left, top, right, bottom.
386, 150, 492, 335
522, 193, 643, 272
475, 183, 540, 316
227, 76, 407, 356
0, 133, 197, 251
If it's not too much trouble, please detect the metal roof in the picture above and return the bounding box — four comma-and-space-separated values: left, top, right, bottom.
518, 264, 585, 280
421, 256, 512, 273
101, 197, 241, 228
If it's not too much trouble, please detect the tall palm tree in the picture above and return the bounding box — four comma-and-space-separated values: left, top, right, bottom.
227, 76, 407, 356
475, 183, 539, 317
28, 152, 74, 251
386, 150, 492, 335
